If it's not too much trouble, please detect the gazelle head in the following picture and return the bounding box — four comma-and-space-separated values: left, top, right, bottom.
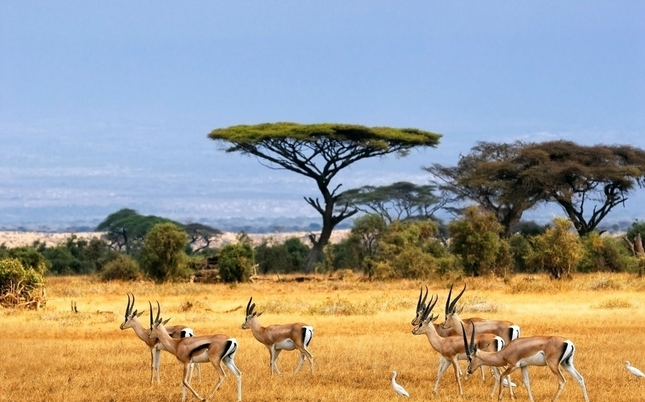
147, 301, 170, 340
441, 283, 466, 330
461, 322, 481, 376
120, 293, 144, 330
241, 297, 263, 330
411, 286, 429, 326
411, 293, 439, 335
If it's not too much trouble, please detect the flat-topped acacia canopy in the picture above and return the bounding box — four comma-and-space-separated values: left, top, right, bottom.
209, 122, 440, 158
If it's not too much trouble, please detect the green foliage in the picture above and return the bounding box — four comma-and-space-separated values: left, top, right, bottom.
254, 237, 309, 274
0, 258, 44, 307
96, 208, 179, 254
0, 245, 48, 276
340, 182, 445, 223
138, 223, 189, 283
577, 233, 632, 273
218, 243, 254, 283
525, 217, 583, 279
346, 214, 387, 278
0, 258, 43, 289
39, 235, 116, 275
372, 220, 440, 279
508, 234, 536, 273
448, 206, 508, 276
100, 254, 141, 281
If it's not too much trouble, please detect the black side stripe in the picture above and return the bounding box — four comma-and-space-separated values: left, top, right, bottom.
189, 343, 210, 357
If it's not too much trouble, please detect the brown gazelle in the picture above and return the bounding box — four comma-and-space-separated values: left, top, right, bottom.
119, 293, 200, 384
241, 297, 314, 376
462, 322, 590, 402
412, 294, 506, 397
441, 284, 520, 344
148, 301, 242, 402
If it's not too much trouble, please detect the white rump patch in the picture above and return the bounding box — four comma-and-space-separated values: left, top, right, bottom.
181, 328, 195, 338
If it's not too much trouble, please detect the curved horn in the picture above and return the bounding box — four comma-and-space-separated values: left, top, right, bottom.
421, 294, 439, 322
461, 323, 470, 356
469, 321, 476, 353
246, 297, 253, 315
125, 293, 132, 318
445, 283, 453, 315
448, 284, 466, 314
149, 301, 153, 328
155, 301, 161, 324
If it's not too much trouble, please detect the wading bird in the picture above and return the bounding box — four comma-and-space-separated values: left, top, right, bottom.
391, 371, 410, 397
625, 361, 645, 378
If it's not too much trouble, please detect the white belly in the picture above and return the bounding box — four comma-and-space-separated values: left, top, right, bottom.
274, 339, 296, 350
518, 351, 547, 367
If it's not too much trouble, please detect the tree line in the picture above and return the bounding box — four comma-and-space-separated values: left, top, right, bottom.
3, 124, 645, 306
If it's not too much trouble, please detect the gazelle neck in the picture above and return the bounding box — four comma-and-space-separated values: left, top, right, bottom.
128, 317, 155, 345
152, 324, 178, 355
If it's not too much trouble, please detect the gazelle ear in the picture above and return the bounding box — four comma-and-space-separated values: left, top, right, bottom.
136, 311, 144, 317
257, 312, 263, 317
162, 318, 171, 325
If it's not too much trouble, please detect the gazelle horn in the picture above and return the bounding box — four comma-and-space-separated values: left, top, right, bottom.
461, 322, 470, 356
446, 283, 466, 314
417, 286, 429, 311
149, 301, 153, 328
125, 293, 132, 318
246, 297, 253, 315
155, 301, 161, 324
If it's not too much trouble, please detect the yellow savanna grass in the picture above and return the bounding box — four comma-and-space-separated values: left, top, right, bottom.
1, 273, 644, 402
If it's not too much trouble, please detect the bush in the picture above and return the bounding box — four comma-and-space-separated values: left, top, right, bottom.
525, 217, 582, 279
139, 223, 190, 282
100, 254, 141, 281
578, 233, 631, 273
218, 243, 254, 283
0, 258, 44, 308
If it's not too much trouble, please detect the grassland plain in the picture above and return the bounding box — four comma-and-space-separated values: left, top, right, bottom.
1, 273, 644, 402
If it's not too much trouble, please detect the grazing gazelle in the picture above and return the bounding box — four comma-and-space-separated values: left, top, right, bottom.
148, 301, 242, 402
412, 293, 506, 397
462, 322, 590, 402
441, 284, 521, 344
119, 293, 200, 384
241, 297, 314, 376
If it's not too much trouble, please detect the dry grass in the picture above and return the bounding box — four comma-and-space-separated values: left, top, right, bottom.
1, 273, 645, 402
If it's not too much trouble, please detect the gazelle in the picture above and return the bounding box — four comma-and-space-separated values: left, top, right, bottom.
241, 297, 314, 376
462, 322, 590, 402
412, 286, 488, 381
119, 293, 200, 384
412, 293, 506, 397
441, 283, 521, 344
148, 301, 242, 402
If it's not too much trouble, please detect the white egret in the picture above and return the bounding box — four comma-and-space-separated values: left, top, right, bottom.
502, 377, 517, 388
391, 371, 410, 397
625, 361, 645, 378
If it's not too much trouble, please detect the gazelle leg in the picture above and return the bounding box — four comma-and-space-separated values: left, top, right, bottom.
561, 362, 589, 402
520, 366, 533, 402
151, 347, 161, 384
434, 357, 452, 394
221, 355, 243, 402
451, 359, 464, 396
489, 367, 501, 398
270, 347, 282, 376
181, 363, 205, 402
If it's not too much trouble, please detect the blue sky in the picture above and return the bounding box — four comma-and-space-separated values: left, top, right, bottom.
1, 2, 644, 228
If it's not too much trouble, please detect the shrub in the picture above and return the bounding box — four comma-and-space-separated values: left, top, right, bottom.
100, 254, 141, 281
139, 223, 190, 282
525, 218, 582, 280
0, 258, 44, 308
218, 243, 254, 283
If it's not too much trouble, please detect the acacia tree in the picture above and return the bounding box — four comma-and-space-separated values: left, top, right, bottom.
339, 181, 450, 223
208, 122, 441, 273
519, 141, 645, 236
426, 141, 545, 237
